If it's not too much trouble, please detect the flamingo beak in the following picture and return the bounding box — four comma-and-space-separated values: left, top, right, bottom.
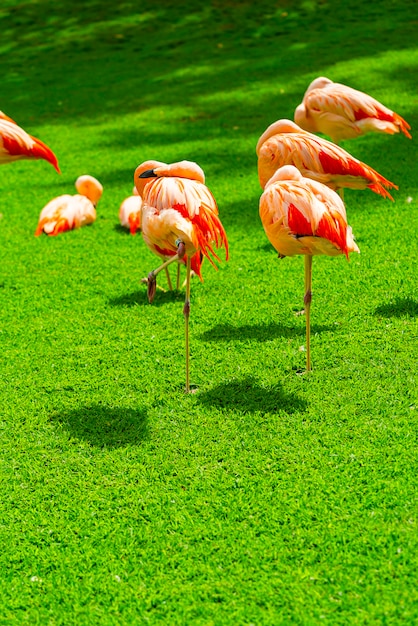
138, 169, 158, 178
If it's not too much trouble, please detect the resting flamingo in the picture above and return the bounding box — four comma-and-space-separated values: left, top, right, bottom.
119, 186, 143, 234
256, 119, 397, 200
259, 165, 360, 371
0, 110, 60, 173
35, 175, 102, 236
134, 159, 229, 392
294, 77, 412, 144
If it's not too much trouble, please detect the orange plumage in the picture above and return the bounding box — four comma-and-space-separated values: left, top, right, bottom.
134, 160, 228, 280
256, 119, 397, 199
134, 159, 228, 392
119, 186, 143, 235
35, 175, 102, 236
260, 165, 359, 259
294, 77, 412, 143
0, 110, 60, 173
259, 165, 359, 371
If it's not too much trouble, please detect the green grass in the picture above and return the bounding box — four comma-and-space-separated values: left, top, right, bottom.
0, 0, 417, 623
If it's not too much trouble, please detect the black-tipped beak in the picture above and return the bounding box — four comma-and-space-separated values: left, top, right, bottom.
138, 169, 158, 179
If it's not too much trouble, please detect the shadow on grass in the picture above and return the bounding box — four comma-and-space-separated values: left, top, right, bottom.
374, 297, 418, 318
198, 375, 306, 415
113, 224, 132, 235
50, 405, 148, 448
109, 289, 186, 308
201, 321, 333, 342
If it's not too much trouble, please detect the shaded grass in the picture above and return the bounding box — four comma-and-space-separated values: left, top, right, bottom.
0, 0, 417, 624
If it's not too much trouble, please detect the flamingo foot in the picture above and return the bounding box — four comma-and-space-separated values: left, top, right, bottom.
146, 271, 157, 303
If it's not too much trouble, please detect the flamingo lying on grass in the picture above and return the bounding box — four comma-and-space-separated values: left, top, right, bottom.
134, 159, 229, 393
35, 175, 103, 236
259, 165, 360, 371
119, 186, 143, 235
0, 110, 60, 173
256, 119, 398, 200
294, 76, 412, 144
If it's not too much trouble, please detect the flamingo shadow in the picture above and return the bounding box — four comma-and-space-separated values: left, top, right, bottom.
113, 224, 132, 235
198, 375, 307, 415
108, 289, 185, 308
49, 404, 148, 448
374, 297, 418, 318
200, 321, 333, 343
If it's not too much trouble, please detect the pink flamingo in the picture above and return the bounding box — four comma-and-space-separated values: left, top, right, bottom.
35, 175, 102, 236
119, 187, 143, 235
259, 165, 360, 371
134, 159, 229, 392
0, 110, 60, 172
295, 77, 411, 144
257, 119, 398, 200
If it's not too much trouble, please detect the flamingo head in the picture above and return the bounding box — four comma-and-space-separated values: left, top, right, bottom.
143, 160, 205, 183
304, 76, 333, 94
134, 160, 167, 197
256, 119, 304, 154
75, 175, 103, 205
264, 165, 304, 189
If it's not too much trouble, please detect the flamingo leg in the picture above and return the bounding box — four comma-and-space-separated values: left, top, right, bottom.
165, 267, 173, 291
184, 257, 191, 393
304, 255, 313, 371
176, 263, 181, 290
337, 188, 345, 202
146, 241, 186, 303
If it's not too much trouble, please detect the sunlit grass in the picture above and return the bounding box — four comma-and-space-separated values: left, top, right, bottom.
0, 0, 417, 624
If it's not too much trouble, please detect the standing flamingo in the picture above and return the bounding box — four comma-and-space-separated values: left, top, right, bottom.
256, 119, 397, 199
35, 175, 102, 236
0, 111, 60, 173
119, 186, 143, 235
134, 159, 229, 392
294, 77, 412, 144
259, 165, 360, 371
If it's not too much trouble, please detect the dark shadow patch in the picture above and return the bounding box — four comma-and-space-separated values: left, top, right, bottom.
113, 224, 132, 235
198, 375, 307, 415
374, 297, 418, 318
108, 288, 186, 308
200, 321, 333, 342
108, 290, 145, 307
50, 404, 148, 448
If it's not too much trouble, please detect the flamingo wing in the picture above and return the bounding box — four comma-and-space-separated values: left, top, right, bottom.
258, 128, 397, 199
142, 177, 228, 279
260, 168, 359, 258
35, 195, 95, 236
119, 195, 143, 234
0, 116, 60, 172
303, 83, 412, 141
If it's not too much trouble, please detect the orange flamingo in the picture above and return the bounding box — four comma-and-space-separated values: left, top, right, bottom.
0, 110, 60, 173
259, 165, 360, 371
294, 77, 412, 144
256, 119, 397, 199
119, 186, 143, 234
35, 175, 102, 236
134, 159, 229, 392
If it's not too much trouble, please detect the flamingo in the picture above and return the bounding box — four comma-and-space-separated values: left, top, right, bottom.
259, 165, 360, 371
0, 110, 60, 173
119, 186, 143, 234
134, 159, 229, 392
294, 76, 412, 144
256, 119, 398, 200
35, 175, 103, 236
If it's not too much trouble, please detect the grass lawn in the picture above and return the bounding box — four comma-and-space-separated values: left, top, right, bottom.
0, 0, 417, 623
